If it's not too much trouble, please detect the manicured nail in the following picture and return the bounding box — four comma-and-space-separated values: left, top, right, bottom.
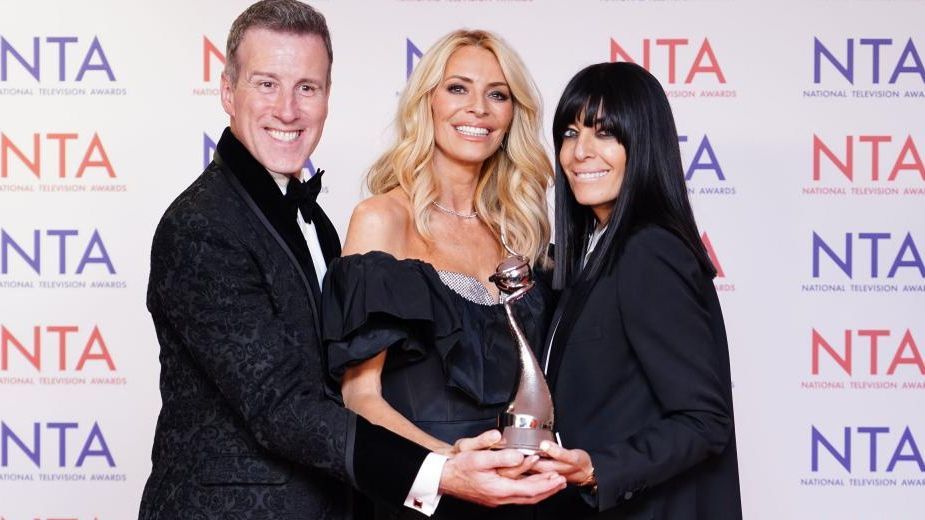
539, 441, 550, 451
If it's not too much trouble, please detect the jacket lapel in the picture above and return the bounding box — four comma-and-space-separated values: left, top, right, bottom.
218, 162, 321, 328
543, 262, 602, 394
211, 130, 324, 338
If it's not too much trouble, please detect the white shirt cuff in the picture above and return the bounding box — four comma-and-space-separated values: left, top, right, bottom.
403, 452, 448, 516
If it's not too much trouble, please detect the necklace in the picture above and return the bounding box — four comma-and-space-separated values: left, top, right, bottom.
431, 200, 478, 219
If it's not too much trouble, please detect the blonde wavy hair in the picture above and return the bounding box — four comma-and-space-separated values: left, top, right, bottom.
367, 29, 552, 265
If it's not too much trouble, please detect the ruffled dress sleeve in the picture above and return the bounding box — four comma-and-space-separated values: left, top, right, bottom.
322, 251, 462, 380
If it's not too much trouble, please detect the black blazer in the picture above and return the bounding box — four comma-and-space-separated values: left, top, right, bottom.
139, 129, 428, 519
538, 226, 742, 520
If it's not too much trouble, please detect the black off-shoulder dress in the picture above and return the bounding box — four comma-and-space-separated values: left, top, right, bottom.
323, 251, 553, 520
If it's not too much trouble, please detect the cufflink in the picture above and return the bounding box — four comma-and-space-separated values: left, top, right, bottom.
412, 498, 424, 509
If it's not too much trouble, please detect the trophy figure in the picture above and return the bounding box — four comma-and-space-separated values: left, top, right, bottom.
490, 254, 555, 454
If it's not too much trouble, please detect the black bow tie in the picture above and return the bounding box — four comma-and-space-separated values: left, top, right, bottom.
285, 169, 324, 223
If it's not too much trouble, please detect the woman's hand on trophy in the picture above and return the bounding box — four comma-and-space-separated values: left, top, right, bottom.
496, 453, 541, 479
535, 441, 596, 487
455, 429, 502, 452
432, 429, 497, 456
433, 444, 457, 457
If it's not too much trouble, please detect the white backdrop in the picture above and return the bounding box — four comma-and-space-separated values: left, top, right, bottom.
1, 1, 923, 519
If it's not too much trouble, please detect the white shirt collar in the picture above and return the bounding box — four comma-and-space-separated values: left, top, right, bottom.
582, 224, 608, 268
267, 170, 302, 196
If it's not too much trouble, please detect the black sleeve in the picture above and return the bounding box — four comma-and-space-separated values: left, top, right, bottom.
354, 416, 430, 505
149, 215, 427, 501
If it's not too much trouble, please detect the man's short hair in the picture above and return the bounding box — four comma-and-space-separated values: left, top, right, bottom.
225, 0, 333, 85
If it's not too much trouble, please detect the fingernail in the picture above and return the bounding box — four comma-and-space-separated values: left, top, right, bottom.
539, 441, 550, 451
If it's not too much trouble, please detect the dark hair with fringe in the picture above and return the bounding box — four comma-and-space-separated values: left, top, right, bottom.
552, 61, 715, 290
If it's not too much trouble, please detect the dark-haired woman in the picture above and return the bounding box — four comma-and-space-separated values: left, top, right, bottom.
533, 62, 742, 519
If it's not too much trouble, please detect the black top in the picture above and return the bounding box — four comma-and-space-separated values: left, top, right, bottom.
323, 251, 553, 519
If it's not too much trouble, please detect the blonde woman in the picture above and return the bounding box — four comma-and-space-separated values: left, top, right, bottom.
322, 30, 553, 519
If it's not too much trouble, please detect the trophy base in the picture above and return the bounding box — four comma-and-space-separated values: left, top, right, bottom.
499, 427, 557, 455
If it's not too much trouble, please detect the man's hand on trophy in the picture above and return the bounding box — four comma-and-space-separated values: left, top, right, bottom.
535, 441, 596, 487
438, 442, 566, 506
450, 429, 538, 479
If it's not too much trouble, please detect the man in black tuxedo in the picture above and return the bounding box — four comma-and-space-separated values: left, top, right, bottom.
139, 1, 564, 518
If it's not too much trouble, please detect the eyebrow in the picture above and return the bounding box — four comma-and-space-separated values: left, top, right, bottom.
569, 118, 606, 127
445, 75, 509, 88
249, 71, 323, 84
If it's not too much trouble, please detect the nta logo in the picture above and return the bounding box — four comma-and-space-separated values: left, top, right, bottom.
812, 232, 923, 279
814, 37, 925, 85
2, 132, 115, 180
2, 325, 115, 372
610, 38, 725, 84
813, 134, 924, 183
812, 425, 923, 473
812, 328, 924, 376
0, 36, 115, 82
1, 421, 115, 468
1, 229, 115, 275
202, 36, 225, 83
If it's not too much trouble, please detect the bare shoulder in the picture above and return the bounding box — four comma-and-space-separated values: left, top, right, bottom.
342, 189, 412, 256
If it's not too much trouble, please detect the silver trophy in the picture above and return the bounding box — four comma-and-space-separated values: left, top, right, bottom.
490, 255, 555, 454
